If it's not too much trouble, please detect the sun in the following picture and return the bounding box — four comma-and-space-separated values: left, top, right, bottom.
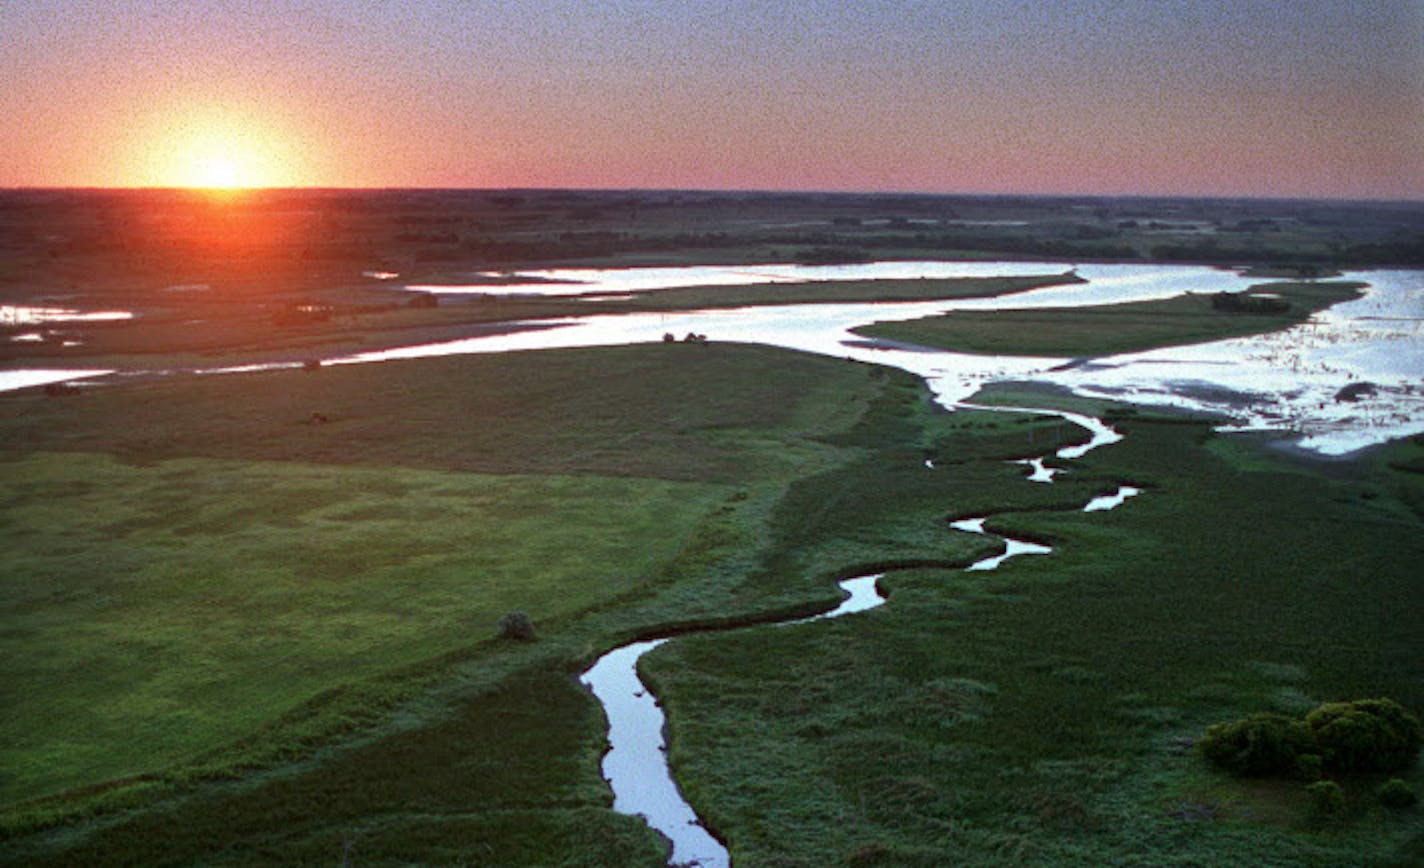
134, 107, 302, 190
185, 149, 246, 190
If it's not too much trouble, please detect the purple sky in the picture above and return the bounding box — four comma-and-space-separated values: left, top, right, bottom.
3, 0, 1421, 198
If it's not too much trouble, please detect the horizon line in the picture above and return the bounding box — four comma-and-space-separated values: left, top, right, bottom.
2, 185, 1421, 206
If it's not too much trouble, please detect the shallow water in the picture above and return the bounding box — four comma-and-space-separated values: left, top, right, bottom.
1082, 486, 1142, 512
404, 260, 1075, 297
0, 304, 132, 324
582, 384, 1140, 864
1014, 457, 1059, 483
0, 368, 114, 392
949, 517, 1053, 571
4, 263, 1419, 453
335, 263, 1424, 454
1035, 269, 1424, 454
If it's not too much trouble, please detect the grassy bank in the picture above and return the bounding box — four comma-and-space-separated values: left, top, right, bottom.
0, 453, 733, 804
852, 281, 1364, 357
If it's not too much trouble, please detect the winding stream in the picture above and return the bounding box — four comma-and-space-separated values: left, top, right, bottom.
577, 575, 888, 868
580, 393, 1140, 866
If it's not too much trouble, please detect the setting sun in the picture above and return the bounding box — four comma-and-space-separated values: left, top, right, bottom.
185, 150, 244, 189
127, 106, 305, 189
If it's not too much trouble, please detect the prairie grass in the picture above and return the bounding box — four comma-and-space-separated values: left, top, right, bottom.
3, 344, 1420, 864
643, 408, 1424, 865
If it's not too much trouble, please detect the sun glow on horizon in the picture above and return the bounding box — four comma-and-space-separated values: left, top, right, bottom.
131, 107, 306, 190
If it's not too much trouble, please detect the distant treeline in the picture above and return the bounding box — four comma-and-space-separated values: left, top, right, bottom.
404, 227, 1424, 268
1151, 238, 1424, 266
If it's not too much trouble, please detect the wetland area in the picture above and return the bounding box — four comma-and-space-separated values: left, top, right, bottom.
1, 190, 1422, 865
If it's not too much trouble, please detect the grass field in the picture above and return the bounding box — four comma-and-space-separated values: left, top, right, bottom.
2, 338, 1421, 864
0, 452, 731, 804
852, 281, 1364, 357
0, 341, 1026, 862
644, 398, 1424, 865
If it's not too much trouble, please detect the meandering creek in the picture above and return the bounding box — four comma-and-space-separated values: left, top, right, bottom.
580, 392, 1138, 866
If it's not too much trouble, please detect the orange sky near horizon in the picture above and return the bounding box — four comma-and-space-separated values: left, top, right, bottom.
3, 1, 1421, 199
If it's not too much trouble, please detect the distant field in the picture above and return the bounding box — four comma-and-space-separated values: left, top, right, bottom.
853, 281, 1364, 357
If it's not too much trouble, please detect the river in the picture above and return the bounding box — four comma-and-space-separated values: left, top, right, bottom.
5, 262, 1421, 453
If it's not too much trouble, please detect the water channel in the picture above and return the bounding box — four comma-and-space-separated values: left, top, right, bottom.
5, 262, 1422, 455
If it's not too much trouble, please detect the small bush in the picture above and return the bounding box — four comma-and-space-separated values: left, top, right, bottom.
496, 611, 535, 641
1376, 778, 1417, 810
1306, 780, 1345, 817
1198, 713, 1314, 776
1294, 753, 1324, 781
1305, 698, 1423, 773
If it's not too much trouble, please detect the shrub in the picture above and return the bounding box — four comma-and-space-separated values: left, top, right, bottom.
496, 611, 535, 641
1306, 780, 1345, 817
1305, 698, 1423, 773
1198, 713, 1313, 776
1294, 753, 1324, 781
1376, 778, 1417, 810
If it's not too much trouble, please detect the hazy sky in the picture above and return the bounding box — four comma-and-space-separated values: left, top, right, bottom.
3, 0, 1421, 197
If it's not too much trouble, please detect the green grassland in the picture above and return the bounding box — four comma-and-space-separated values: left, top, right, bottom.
2, 338, 1422, 864
646, 401, 1424, 865
0, 453, 727, 803
1, 342, 1057, 863
852, 281, 1364, 357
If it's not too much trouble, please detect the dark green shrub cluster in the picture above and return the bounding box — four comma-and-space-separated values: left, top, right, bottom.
1376, 779, 1417, 810
1198, 713, 1314, 776
1305, 699, 1423, 773
1306, 780, 1345, 817
1199, 698, 1422, 777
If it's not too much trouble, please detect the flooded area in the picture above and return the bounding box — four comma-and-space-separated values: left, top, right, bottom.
404, 261, 1067, 296
0, 368, 114, 392
4, 262, 1420, 455
353, 263, 1424, 455
1036, 269, 1424, 453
